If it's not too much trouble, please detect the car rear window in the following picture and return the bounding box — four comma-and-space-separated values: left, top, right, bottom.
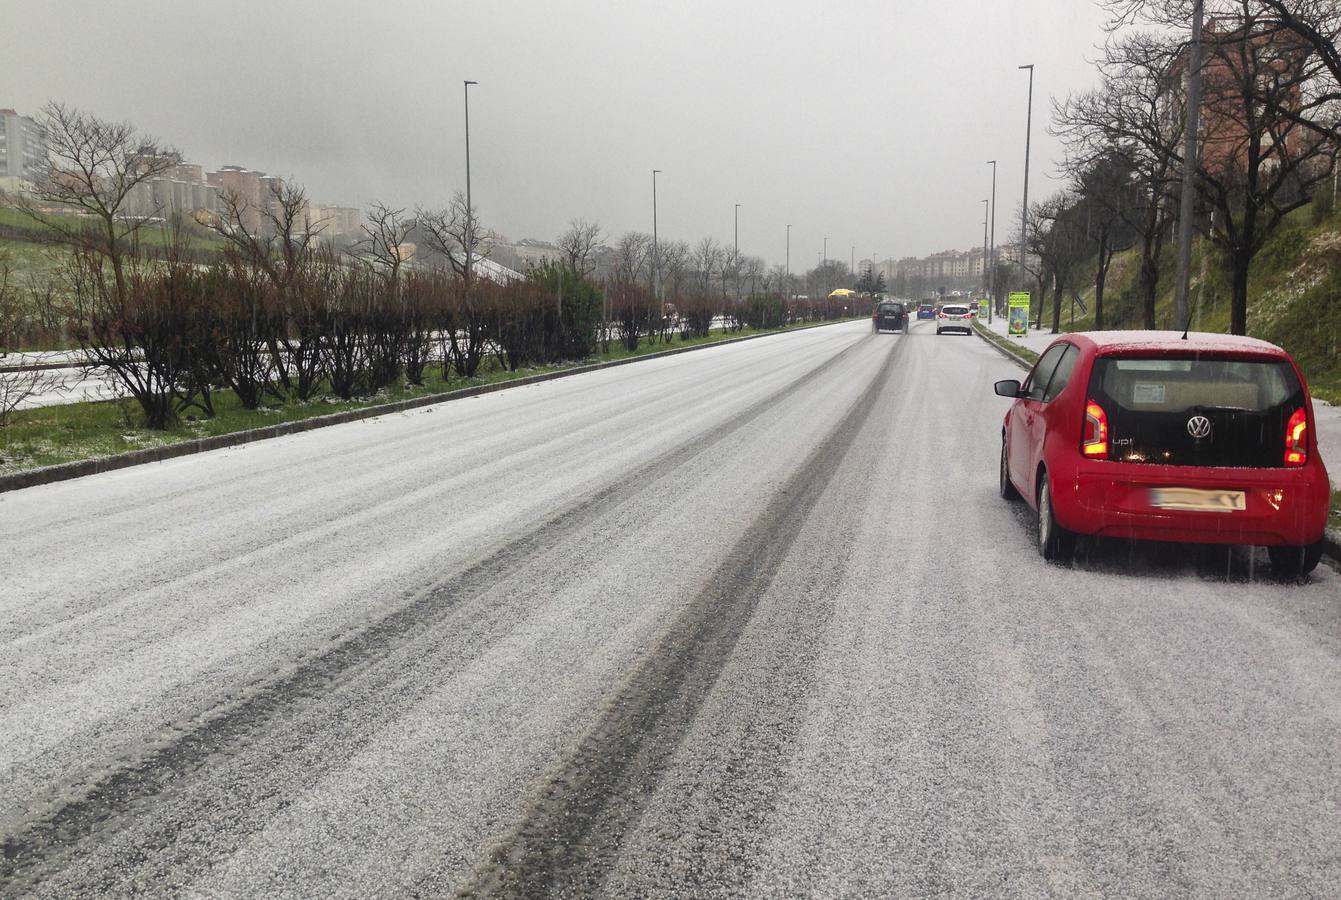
942, 306, 969, 315
878, 303, 902, 314
1088, 354, 1304, 467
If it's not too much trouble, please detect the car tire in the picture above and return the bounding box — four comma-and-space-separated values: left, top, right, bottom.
1267, 541, 1323, 577
936, 328, 943, 335
1037, 472, 1075, 561
999, 441, 1020, 501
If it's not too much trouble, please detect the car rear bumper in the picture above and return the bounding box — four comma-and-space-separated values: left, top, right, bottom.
1057, 460, 1330, 546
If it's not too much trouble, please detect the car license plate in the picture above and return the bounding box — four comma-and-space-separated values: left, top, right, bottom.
1148, 488, 1245, 512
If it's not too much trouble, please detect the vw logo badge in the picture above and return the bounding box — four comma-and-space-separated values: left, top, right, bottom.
1187, 415, 1213, 439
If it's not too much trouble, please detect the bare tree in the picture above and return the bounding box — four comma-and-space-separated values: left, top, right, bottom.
557, 218, 602, 277
692, 237, 723, 295
419, 192, 494, 285
1197, 7, 1335, 332
211, 179, 322, 291
0, 255, 59, 425
1054, 31, 1185, 327
5, 102, 176, 307
353, 202, 412, 287
611, 232, 652, 284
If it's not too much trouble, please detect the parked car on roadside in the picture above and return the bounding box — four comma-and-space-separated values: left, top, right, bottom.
936, 304, 973, 335
994, 331, 1331, 575
872, 300, 907, 333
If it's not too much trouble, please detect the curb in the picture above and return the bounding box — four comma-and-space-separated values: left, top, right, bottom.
0, 320, 851, 494
971, 321, 1035, 370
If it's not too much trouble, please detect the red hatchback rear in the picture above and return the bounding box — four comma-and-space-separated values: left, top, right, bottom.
994, 331, 1331, 575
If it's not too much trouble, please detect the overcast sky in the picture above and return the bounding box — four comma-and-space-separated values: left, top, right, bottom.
7, 0, 1114, 268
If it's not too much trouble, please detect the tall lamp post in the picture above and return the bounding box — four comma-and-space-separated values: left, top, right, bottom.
982, 199, 990, 310
734, 203, 741, 300
1174, 0, 1204, 333
652, 169, 662, 312
987, 159, 997, 322
822, 236, 829, 294
785, 224, 791, 300
1019, 64, 1034, 328
463, 79, 478, 288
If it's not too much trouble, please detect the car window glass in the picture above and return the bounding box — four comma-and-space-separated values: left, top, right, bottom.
1042, 344, 1079, 402
1025, 344, 1067, 401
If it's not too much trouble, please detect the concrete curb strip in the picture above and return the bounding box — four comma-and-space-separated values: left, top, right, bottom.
0, 323, 842, 494
971, 321, 1034, 371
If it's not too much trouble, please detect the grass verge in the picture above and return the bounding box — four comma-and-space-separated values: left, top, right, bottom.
0, 318, 857, 476
972, 320, 1039, 366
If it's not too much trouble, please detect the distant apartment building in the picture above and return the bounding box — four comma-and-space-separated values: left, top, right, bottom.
511, 238, 563, 269
305, 205, 362, 244
207, 165, 264, 232
0, 108, 49, 193
121, 153, 220, 222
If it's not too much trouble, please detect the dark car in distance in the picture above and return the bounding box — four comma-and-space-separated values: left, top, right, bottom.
873, 301, 907, 333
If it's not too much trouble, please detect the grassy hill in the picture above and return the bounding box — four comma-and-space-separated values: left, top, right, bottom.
1046, 202, 1341, 403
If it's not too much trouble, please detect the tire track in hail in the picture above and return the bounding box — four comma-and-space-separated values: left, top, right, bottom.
452, 334, 905, 899
0, 330, 874, 893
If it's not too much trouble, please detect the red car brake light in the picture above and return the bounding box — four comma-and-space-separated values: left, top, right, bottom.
1083, 400, 1108, 458
1284, 407, 1307, 466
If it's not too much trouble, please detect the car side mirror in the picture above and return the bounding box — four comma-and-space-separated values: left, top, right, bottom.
994, 379, 1022, 398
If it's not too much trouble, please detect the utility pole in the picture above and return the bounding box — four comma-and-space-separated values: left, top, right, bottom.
1174, 0, 1204, 333
982, 199, 990, 308
785, 224, 791, 300
652, 169, 661, 314
1019, 64, 1034, 328
463, 80, 478, 289
987, 159, 997, 322
734, 203, 741, 301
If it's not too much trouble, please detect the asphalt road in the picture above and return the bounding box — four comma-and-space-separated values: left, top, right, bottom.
2, 318, 1339, 898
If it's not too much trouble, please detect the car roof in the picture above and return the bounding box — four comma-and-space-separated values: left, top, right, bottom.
1048, 330, 1290, 359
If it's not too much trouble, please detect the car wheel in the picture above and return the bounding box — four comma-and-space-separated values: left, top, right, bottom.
1267, 541, 1323, 577
936, 328, 943, 335
1037, 472, 1075, 561
999, 441, 1020, 501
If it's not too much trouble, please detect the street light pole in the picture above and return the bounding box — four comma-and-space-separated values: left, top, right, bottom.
785, 224, 791, 300
822, 236, 828, 294
982, 199, 990, 310
1174, 0, 1204, 334
734, 203, 741, 300
463, 79, 478, 289
1018, 64, 1034, 328
987, 159, 997, 322
652, 169, 661, 312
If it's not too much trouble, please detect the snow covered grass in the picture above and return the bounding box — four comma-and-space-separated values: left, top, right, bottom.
972, 320, 1040, 365
0, 317, 858, 476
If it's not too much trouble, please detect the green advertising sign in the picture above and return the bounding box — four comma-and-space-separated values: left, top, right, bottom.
1007, 292, 1030, 337
978, 298, 990, 319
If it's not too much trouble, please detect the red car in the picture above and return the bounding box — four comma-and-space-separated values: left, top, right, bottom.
994, 331, 1330, 575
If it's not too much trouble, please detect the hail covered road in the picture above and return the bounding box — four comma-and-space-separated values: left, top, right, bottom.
2, 318, 1340, 898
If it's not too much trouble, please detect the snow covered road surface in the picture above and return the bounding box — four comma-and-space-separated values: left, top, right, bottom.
2, 318, 1340, 897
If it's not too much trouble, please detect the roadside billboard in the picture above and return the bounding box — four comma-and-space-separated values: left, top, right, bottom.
1007, 292, 1030, 337
978, 298, 989, 319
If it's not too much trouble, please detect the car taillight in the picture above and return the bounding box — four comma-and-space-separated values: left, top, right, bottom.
937, 311, 945, 318
1284, 407, 1307, 466
1083, 400, 1108, 458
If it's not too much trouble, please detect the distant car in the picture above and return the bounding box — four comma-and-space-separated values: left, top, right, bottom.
994, 331, 1330, 574
916, 303, 936, 320
936, 304, 973, 335
872, 301, 907, 333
